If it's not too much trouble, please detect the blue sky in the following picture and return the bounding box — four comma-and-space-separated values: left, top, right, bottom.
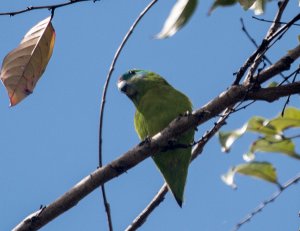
0, 1, 299, 231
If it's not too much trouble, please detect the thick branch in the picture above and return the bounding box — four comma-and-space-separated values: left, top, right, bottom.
255, 44, 300, 84
246, 82, 300, 102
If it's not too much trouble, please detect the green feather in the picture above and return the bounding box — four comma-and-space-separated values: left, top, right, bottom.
118, 70, 194, 206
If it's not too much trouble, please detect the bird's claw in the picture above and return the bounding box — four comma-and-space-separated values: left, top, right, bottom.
139, 136, 151, 146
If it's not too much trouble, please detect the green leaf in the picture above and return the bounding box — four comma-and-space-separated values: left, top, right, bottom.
218, 124, 247, 152
250, 136, 300, 160
238, 0, 256, 10
208, 0, 237, 15
249, 0, 265, 15
218, 116, 279, 153
267, 81, 278, 88
235, 161, 278, 183
246, 116, 278, 135
268, 107, 300, 132
218, 108, 300, 155
221, 161, 278, 189
155, 0, 198, 39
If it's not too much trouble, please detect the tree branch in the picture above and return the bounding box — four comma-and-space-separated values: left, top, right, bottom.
125, 184, 168, 231
265, 0, 289, 39
254, 44, 300, 84
233, 1, 295, 85
240, 18, 287, 81
246, 81, 300, 102
243, 0, 290, 84
0, 0, 98, 16
252, 16, 300, 27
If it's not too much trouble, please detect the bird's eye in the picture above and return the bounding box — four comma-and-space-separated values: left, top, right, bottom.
129, 70, 136, 75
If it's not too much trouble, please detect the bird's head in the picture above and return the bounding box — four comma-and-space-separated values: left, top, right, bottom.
117, 69, 147, 97
118, 69, 168, 104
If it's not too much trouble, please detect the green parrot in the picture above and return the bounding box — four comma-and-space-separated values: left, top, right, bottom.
118, 69, 194, 207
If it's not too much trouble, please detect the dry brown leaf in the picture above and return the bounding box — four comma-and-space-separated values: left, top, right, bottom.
0, 16, 55, 106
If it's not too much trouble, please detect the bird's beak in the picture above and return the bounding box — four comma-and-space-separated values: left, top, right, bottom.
117, 80, 127, 93
118, 79, 137, 97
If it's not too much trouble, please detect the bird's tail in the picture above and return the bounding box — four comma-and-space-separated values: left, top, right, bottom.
152, 147, 191, 207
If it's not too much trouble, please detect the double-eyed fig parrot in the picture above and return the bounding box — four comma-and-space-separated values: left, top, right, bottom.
118, 69, 194, 206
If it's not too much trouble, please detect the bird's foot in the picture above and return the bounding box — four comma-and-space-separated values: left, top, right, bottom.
139, 136, 151, 146
176, 110, 191, 121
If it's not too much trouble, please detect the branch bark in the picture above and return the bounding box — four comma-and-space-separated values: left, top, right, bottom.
246, 81, 300, 102
255, 44, 300, 84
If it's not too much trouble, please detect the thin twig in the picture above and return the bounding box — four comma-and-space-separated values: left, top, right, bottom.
243, 0, 290, 85
234, 100, 256, 112
233, 0, 290, 85
232, 173, 300, 231
252, 16, 300, 27
288, 134, 300, 139
281, 68, 299, 116
192, 110, 230, 159
0, 0, 98, 16
97, 1, 158, 230
278, 67, 300, 86
252, 12, 300, 75
265, 0, 289, 39
125, 184, 168, 231
240, 18, 287, 81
